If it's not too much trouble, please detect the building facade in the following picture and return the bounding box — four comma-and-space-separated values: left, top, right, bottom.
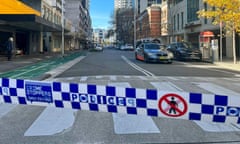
135, 0, 162, 43
136, 0, 162, 15
0, 0, 76, 55
114, 0, 133, 9
135, 0, 240, 60
93, 29, 105, 44
136, 5, 161, 43
65, 0, 92, 50
0, 0, 92, 56
168, 0, 240, 60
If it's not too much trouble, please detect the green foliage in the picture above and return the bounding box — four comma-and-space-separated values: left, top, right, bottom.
198, 0, 240, 32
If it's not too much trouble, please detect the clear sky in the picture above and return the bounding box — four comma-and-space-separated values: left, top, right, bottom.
90, 0, 114, 30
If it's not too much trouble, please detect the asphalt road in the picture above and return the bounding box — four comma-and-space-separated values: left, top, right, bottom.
58, 48, 239, 78
1, 48, 240, 144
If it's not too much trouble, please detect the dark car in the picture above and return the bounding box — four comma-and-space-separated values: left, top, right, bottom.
167, 42, 202, 61
135, 43, 173, 63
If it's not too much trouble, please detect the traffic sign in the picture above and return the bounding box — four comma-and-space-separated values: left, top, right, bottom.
158, 93, 188, 117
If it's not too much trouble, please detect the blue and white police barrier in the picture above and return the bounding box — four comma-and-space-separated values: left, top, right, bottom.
0, 77, 240, 124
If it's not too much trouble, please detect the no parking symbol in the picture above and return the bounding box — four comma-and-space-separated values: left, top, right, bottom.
158, 93, 188, 117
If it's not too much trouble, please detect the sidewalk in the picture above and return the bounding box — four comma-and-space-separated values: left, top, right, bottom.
214, 59, 240, 72
0, 50, 84, 74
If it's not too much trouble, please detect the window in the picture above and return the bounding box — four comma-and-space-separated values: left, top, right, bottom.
187, 0, 199, 22
181, 12, 184, 29
177, 13, 179, 30
204, 3, 208, 24
173, 15, 176, 31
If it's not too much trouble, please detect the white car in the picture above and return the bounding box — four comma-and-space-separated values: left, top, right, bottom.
120, 44, 134, 51
94, 44, 103, 51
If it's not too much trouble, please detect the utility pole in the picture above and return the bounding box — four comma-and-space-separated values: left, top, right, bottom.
220, 21, 223, 62
61, 0, 65, 57
134, 0, 137, 49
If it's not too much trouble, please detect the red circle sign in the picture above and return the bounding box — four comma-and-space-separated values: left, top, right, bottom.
158, 93, 188, 117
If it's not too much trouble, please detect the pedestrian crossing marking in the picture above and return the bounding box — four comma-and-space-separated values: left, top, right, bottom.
109, 82, 160, 134
194, 83, 240, 96
192, 83, 240, 132
24, 107, 76, 136
80, 76, 88, 82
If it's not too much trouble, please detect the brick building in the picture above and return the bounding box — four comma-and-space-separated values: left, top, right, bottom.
136, 5, 161, 43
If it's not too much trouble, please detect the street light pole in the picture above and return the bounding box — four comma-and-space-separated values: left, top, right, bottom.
220, 21, 223, 62
61, 0, 65, 57
134, 0, 136, 49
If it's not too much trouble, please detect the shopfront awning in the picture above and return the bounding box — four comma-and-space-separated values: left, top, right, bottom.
0, 14, 62, 32
0, 0, 40, 16
0, 0, 61, 32
200, 31, 214, 37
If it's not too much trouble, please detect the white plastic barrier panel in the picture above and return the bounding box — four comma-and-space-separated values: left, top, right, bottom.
0, 78, 240, 124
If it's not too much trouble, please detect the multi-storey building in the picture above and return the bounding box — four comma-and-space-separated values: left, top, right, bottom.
114, 0, 133, 9
135, 0, 162, 43
135, 0, 240, 60
0, 0, 78, 55
136, 5, 161, 43
0, 0, 92, 55
136, 0, 162, 14
93, 29, 105, 44
65, 0, 92, 50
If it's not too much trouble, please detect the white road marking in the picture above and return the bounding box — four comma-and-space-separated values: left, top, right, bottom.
46, 56, 85, 80
222, 77, 240, 82
138, 76, 149, 80
109, 82, 160, 134
166, 76, 179, 81
122, 56, 155, 76
96, 76, 103, 79
112, 114, 160, 134
195, 83, 239, 96
194, 82, 240, 131
194, 122, 240, 132
24, 107, 76, 136
150, 82, 183, 92
123, 76, 131, 79
11, 62, 54, 78
110, 76, 117, 81
80, 76, 88, 82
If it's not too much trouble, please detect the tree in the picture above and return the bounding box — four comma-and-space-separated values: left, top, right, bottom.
115, 8, 134, 45
105, 11, 116, 39
198, 0, 240, 64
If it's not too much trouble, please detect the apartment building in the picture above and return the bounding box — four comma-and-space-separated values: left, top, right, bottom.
136, 5, 161, 43
115, 0, 133, 9
135, 0, 162, 43
65, 0, 92, 50
136, 0, 162, 14
93, 29, 106, 44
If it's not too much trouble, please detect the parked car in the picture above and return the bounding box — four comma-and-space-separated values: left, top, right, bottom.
120, 44, 134, 51
167, 42, 202, 61
135, 43, 173, 63
94, 44, 103, 51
